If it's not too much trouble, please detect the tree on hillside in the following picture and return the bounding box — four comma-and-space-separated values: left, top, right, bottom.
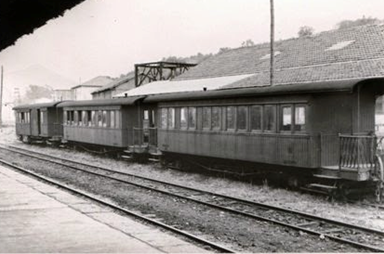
162, 52, 212, 64
336, 16, 381, 30
241, 39, 255, 47
218, 47, 231, 54
23, 85, 53, 103
298, 26, 314, 37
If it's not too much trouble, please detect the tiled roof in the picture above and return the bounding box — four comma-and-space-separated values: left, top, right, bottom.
225, 58, 384, 89
174, 24, 384, 89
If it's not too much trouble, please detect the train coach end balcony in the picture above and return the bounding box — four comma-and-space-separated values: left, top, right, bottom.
129, 127, 160, 155
320, 134, 383, 182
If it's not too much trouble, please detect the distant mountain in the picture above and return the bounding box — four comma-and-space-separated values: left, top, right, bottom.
3, 64, 76, 102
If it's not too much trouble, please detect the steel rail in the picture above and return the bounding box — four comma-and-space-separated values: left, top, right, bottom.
2, 145, 384, 252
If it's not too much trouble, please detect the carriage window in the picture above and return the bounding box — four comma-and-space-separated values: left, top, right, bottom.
26, 112, 30, 123
264, 105, 276, 131
161, 108, 168, 129
87, 111, 92, 127
188, 107, 196, 129
294, 106, 306, 131
40, 111, 44, 124
20, 112, 25, 123
180, 107, 188, 129
115, 110, 121, 129
70, 111, 74, 125
110, 111, 115, 128
202, 107, 211, 129
66, 111, 72, 125
91, 111, 96, 126
168, 108, 175, 129
212, 107, 221, 130
80, 111, 86, 126
102, 111, 108, 127
226, 106, 235, 130
78, 111, 83, 126
250, 106, 262, 131
74, 111, 79, 125
237, 106, 247, 131
281, 106, 292, 131
107, 111, 111, 128
64, 111, 67, 125
98, 110, 103, 127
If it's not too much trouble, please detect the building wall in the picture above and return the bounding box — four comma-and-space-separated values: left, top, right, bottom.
72, 87, 101, 100
92, 79, 136, 100
52, 90, 73, 101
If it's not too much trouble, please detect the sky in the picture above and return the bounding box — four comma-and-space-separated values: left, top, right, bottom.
1, 0, 384, 83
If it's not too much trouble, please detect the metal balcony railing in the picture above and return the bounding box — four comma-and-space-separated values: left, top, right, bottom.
339, 134, 376, 170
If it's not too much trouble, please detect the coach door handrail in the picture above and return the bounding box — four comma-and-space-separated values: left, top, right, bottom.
147, 127, 158, 147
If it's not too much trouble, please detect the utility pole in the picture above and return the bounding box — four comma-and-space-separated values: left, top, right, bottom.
0, 66, 3, 127
270, 0, 275, 86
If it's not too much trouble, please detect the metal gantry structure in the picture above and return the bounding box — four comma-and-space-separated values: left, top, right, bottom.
134, 61, 197, 87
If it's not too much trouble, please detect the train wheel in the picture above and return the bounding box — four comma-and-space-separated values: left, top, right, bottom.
288, 176, 300, 189
22, 135, 31, 144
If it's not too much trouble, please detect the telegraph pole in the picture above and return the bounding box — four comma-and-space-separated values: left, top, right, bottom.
0, 66, 3, 127
270, 0, 275, 86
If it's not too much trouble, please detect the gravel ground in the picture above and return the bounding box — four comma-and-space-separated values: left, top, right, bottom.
1, 125, 383, 251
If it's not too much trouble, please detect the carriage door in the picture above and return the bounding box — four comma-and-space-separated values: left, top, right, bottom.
31, 109, 40, 136
143, 109, 156, 146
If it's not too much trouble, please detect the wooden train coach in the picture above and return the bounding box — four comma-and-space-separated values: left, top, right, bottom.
57, 97, 144, 150
137, 78, 384, 187
14, 102, 63, 143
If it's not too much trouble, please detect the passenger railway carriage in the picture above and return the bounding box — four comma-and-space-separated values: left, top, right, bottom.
126, 78, 383, 191
56, 97, 145, 150
14, 102, 63, 143
13, 24, 384, 196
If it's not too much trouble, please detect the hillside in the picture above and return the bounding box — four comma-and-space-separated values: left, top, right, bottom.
3, 64, 76, 103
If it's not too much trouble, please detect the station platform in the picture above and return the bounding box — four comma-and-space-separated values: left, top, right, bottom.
0, 164, 208, 253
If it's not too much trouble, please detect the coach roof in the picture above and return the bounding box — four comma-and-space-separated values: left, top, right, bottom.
143, 78, 384, 103
57, 96, 145, 108
13, 101, 62, 110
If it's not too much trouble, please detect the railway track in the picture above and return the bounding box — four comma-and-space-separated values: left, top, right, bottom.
2, 144, 384, 252
0, 152, 234, 253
